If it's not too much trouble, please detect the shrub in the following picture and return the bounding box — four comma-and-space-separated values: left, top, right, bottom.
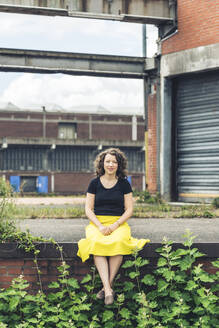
212, 197, 219, 209
135, 190, 162, 204
0, 178, 17, 224
0, 178, 13, 198
0, 231, 218, 327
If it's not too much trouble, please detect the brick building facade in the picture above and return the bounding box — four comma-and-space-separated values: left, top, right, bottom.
0, 107, 145, 194
147, 0, 219, 202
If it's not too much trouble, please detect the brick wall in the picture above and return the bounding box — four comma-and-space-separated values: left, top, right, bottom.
147, 92, 157, 193
54, 172, 95, 194
162, 0, 219, 54
92, 124, 132, 141
0, 121, 43, 138
0, 244, 92, 291
0, 111, 144, 141
137, 124, 145, 141
54, 172, 144, 194
77, 123, 90, 139
0, 243, 217, 292
0, 258, 91, 291
45, 123, 58, 138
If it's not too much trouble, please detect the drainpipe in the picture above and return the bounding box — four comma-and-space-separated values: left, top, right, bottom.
143, 77, 151, 189
42, 106, 46, 139
142, 24, 147, 58
142, 24, 150, 189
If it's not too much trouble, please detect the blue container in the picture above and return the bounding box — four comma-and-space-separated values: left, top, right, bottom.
10, 176, 20, 192
127, 175, 132, 186
37, 176, 48, 193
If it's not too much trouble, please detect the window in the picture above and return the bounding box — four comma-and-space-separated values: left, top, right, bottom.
58, 123, 77, 139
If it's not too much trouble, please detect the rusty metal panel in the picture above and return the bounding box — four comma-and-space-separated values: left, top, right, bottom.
175, 71, 219, 201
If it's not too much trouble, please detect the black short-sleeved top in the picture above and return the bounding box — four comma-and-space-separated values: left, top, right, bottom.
87, 177, 132, 216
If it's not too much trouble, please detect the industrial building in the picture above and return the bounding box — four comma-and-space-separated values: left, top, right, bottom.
149, 0, 219, 203
0, 104, 145, 194
0, 0, 218, 202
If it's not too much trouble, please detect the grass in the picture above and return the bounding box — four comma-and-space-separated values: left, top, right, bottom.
8, 205, 85, 219
134, 203, 219, 218
5, 201, 219, 220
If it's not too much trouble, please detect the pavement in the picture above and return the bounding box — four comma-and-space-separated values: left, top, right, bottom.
10, 197, 219, 245
12, 197, 85, 206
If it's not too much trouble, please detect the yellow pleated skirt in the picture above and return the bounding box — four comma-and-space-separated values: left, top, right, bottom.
77, 215, 150, 262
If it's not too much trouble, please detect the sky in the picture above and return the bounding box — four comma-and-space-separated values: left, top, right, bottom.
0, 12, 158, 114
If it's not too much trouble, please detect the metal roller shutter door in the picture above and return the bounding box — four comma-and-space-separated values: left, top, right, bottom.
175, 71, 219, 202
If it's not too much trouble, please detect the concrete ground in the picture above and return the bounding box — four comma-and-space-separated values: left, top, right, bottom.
17, 217, 219, 244
13, 197, 85, 206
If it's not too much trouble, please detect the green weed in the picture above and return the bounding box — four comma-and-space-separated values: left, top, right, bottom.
0, 232, 218, 327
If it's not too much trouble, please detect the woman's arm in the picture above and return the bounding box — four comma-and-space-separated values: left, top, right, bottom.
109, 192, 133, 232
85, 193, 111, 235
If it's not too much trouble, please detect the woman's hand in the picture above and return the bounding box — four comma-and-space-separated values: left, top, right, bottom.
98, 225, 111, 236
108, 222, 119, 233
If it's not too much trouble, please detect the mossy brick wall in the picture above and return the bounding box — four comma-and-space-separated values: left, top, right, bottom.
0, 243, 218, 292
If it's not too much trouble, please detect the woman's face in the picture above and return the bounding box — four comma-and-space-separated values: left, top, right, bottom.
103, 153, 118, 176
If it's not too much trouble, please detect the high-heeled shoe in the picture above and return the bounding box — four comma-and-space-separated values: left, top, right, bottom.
96, 289, 105, 300
104, 292, 114, 305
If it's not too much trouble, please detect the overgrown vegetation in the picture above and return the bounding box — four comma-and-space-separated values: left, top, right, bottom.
0, 178, 62, 292
0, 231, 218, 327
3, 203, 219, 220
0, 179, 218, 327
134, 190, 163, 205
212, 197, 219, 209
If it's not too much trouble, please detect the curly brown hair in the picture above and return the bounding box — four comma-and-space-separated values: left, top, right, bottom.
94, 148, 128, 178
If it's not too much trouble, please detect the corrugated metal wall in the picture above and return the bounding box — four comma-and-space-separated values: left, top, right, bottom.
1, 146, 144, 173
1, 147, 45, 171
50, 147, 94, 171
175, 71, 219, 201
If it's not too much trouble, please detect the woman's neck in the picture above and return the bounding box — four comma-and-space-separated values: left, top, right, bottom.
102, 173, 117, 181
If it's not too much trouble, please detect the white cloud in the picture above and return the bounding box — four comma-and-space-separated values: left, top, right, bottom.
0, 73, 143, 110
0, 13, 157, 56
0, 12, 157, 113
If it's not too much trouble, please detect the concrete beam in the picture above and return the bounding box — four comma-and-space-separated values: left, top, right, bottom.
161, 43, 219, 77
0, 0, 174, 25
0, 47, 156, 78
0, 137, 144, 148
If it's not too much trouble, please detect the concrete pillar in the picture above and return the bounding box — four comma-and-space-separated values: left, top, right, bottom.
42, 106, 46, 139
132, 115, 137, 141
51, 174, 54, 193
160, 77, 172, 201
89, 115, 92, 140
42, 151, 48, 171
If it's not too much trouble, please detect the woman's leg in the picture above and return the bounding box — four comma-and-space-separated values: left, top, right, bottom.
94, 255, 112, 296
109, 255, 123, 288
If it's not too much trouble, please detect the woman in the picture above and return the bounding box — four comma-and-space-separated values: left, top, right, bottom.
77, 148, 150, 305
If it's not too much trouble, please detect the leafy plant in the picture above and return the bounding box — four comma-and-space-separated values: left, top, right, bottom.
212, 197, 219, 209
0, 231, 217, 327
0, 186, 218, 328
135, 190, 162, 204
0, 178, 16, 221
143, 231, 219, 327
0, 178, 13, 198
